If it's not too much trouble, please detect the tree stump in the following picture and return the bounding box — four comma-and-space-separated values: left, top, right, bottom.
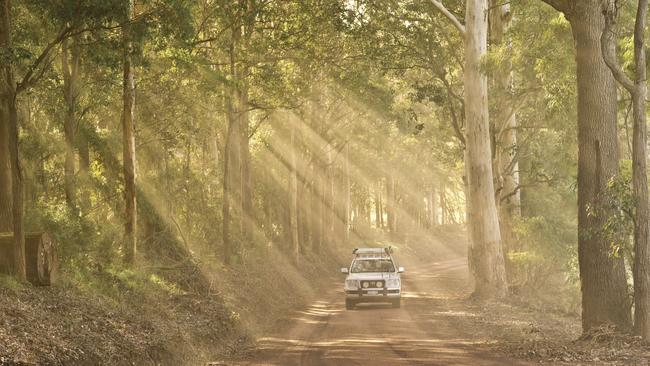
0, 232, 57, 286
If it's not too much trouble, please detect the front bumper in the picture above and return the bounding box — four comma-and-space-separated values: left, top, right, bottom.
345, 288, 401, 300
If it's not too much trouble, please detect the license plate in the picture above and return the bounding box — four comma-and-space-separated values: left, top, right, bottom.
367, 290, 378, 295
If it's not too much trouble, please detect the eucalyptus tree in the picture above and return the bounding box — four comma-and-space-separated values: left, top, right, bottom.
540, 0, 631, 331
430, 0, 507, 298
601, 0, 650, 338
121, 0, 137, 266
488, 1, 521, 276
61, 34, 81, 211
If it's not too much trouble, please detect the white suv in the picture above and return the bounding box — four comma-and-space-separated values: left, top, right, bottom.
341, 247, 404, 310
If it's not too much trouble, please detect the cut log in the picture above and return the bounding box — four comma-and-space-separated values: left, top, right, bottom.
0, 232, 57, 286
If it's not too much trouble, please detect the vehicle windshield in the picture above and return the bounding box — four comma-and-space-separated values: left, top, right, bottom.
350, 259, 395, 273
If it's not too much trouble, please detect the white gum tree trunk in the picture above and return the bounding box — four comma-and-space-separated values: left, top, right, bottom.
464, 0, 507, 298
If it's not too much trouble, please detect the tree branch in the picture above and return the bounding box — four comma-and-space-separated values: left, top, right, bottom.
17, 26, 74, 93
601, 4, 635, 94
428, 0, 466, 36
540, 0, 570, 15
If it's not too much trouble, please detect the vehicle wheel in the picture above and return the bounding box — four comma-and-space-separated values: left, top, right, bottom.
345, 299, 355, 310
392, 299, 401, 309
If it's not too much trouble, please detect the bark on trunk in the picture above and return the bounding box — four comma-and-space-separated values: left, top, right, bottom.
62, 36, 80, 211
223, 25, 242, 264
325, 144, 335, 246
440, 181, 447, 225
122, 0, 137, 266
289, 120, 300, 263
344, 145, 351, 240
378, 180, 384, 228
374, 180, 381, 229
330, 148, 337, 242
239, 79, 252, 246
602, 0, 649, 337
222, 117, 233, 265
311, 157, 322, 253
0, 90, 11, 232
8, 86, 24, 281
570, 5, 631, 330
489, 0, 520, 278
78, 128, 90, 211
631, 42, 650, 339
300, 148, 312, 250
239, 0, 254, 247
1, 0, 24, 281
430, 188, 438, 227
629, 1, 650, 340
465, 0, 507, 299
387, 176, 396, 233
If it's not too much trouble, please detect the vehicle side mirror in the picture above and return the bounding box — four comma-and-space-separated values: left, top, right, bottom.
340, 267, 349, 274
398, 267, 405, 273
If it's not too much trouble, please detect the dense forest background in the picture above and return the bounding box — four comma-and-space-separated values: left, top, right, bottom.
1, 0, 650, 363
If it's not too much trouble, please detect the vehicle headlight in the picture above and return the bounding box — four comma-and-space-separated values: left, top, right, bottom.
385, 279, 400, 288
345, 279, 359, 290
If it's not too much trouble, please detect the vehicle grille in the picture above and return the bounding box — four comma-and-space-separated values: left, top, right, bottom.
361, 280, 384, 288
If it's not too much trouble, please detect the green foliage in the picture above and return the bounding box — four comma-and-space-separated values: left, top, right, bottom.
586, 161, 635, 260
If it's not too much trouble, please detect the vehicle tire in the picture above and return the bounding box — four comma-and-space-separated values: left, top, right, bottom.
392, 299, 401, 309
345, 299, 355, 310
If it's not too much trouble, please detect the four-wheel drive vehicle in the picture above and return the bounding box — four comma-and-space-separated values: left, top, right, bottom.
341, 247, 404, 310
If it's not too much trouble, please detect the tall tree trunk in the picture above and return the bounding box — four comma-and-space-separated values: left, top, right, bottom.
289, 119, 299, 263
78, 128, 90, 211
324, 144, 334, 247
374, 180, 381, 229
440, 181, 447, 225
386, 175, 393, 232
222, 118, 233, 265
465, 0, 507, 299
0, 95, 11, 232
62, 35, 80, 211
570, 5, 631, 330
393, 182, 394, 234
344, 145, 351, 240
429, 188, 437, 228
295, 117, 310, 250
540, 0, 632, 332
239, 79, 252, 246
602, 0, 649, 337
310, 93, 323, 253
378, 180, 384, 228
239, 0, 254, 247
122, 0, 137, 266
629, 1, 649, 339
1, 0, 24, 280
223, 27, 241, 264
305, 175, 313, 249
489, 0, 520, 280
8, 92, 23, 280
262, 165, 271, 235
311, 157, 322, 253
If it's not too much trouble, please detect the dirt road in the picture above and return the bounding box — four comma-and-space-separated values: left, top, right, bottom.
231, 235, 531, 365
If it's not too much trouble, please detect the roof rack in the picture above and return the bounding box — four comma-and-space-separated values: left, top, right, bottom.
352, 246, 394, 255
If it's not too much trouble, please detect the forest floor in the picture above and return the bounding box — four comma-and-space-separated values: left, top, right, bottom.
1, 228, 650, 365
220, 229, 650, 366
0, 239, 346, 365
